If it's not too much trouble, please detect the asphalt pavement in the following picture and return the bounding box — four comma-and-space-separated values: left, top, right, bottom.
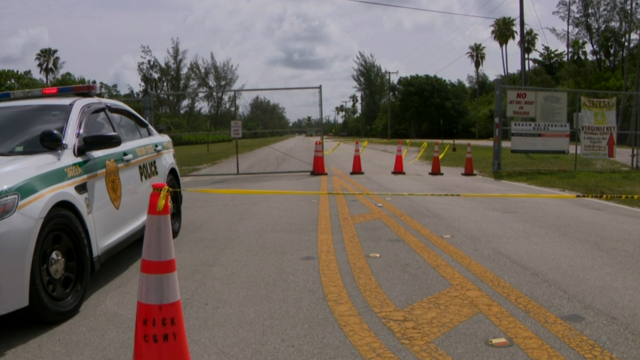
1, 138, 638, 359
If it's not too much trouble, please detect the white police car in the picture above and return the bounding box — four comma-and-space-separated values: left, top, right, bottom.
0, 84, 182, 323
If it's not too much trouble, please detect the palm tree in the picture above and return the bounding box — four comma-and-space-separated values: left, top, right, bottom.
35, 48, 63, 85
467, 43, 486, 139
518, 28, 539, 72
491, 17, 518, 77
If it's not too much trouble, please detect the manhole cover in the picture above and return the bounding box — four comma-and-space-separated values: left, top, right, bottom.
560, 314, 585, 323
300, 256, 316, 261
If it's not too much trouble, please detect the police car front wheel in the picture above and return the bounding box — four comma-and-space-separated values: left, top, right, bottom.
29, 208, 91, 324
167, 174, 182, 239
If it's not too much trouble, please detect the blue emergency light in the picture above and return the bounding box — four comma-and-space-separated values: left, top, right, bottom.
0, 84, 99, 102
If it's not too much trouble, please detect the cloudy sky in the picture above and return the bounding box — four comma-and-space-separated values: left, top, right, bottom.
1, 0, 567, 117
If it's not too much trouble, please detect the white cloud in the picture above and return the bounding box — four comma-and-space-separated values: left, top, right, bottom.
0, 28, 49, 69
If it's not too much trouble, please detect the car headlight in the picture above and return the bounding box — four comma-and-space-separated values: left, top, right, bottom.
0, 194, 19, 221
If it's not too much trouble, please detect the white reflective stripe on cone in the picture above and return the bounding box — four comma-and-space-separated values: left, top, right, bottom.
142, 215, 176, 262
138, 272, 181, 305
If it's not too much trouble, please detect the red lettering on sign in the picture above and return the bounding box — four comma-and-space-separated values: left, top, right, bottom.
516, 92, 527, 99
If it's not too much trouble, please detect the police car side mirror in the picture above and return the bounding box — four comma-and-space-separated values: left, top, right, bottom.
40, 130, 64, 151
77, 133, 122, 155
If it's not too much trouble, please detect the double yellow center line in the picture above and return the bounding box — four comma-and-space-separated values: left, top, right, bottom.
317, 169, 618, 360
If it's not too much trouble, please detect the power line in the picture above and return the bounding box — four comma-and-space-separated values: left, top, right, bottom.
434, 35, 493, 75
405, 0, 508, 68
345, 0, 498, 20
417, 0, 509, 70
399, 0, 475, 62
529, 0, 550, 46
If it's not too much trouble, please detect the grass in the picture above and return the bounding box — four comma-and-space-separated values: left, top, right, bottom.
174, 136, 292, 175
352, 138, 640, 208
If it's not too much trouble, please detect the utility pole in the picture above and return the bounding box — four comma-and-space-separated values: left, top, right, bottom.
519, 0, 526, 86
385, 70, 399, 140
566, 0, 571, 88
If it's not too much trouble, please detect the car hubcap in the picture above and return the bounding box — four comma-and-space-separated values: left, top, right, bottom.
48, 251, 65, 279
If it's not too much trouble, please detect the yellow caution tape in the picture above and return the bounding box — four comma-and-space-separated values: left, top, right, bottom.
178, 188, 640, 200
157, 186, 170, 211
323, 142, 342, 155
409, 142, 428, 164
439, 144, 451, 160
402, 140, 411, 159
361, 140, 369, 154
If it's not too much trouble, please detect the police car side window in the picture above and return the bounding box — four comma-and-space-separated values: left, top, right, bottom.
108, 111, 148, 142
84, 111, 115, 136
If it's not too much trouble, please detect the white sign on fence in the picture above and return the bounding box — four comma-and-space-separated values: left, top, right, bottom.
507, 90, 537, 118
511, 122, 570, 154
231, 120, 242, 138
579, 97, 616, 159
536, 91, 567, 123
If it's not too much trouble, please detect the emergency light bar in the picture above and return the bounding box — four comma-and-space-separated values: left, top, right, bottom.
0, 84, 99, 102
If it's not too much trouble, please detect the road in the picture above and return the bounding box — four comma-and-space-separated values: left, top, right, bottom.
1, 138, 639, 359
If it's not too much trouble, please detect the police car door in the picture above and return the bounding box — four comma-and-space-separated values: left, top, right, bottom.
78, 107, 141, 253
105, 106, 161, 228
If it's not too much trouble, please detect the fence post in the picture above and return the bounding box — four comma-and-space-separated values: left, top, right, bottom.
143, 95, 154, 126
319, 85, 324, 153
493, 79, 503, 173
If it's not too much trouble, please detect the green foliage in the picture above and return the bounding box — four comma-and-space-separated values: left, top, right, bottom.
241, 96, 289, 130
168, 133, 233, 146
351, 51, 387, 132
393, 74, 470, 139
35, 47, 64, 85
0, 69, 42, 91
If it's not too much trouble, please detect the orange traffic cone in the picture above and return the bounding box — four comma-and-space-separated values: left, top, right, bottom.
429, 142, 443, 176
461, 143, 477, 176
452, 140, 457, 152
311, 141, 327, 175
134, 183, 190, 360
350, 140, 364, 175
391, 140, 405, 175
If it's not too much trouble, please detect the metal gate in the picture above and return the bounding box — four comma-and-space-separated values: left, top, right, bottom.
144, 86, 324, 176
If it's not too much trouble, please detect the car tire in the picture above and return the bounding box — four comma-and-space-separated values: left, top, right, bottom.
29, 208, 91, 324
166, 173, 182, 239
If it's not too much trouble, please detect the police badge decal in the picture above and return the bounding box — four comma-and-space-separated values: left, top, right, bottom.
105, 159, 122, 209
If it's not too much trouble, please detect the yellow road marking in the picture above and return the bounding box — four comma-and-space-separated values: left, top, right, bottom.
316, 176, 398, 360
352, 212, 381, 224
333, 168, 620, 360
333, 177, 453, 359
334, 176, 564, 359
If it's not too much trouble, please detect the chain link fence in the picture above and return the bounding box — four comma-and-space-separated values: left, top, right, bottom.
119, 86, 323, 175
493, 83, 640, 172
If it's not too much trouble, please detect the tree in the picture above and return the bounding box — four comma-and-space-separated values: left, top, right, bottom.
467, 43, 486, 139
394, 75, 468, 139
491, 17, 518, 77
191, 52, 240, 131
0, 69, 41, 91
518, 28, 539, 72
532, 45, 567, 80
241, 96, 289, 130
35, 48, 65, 85
351, 51, 387, 133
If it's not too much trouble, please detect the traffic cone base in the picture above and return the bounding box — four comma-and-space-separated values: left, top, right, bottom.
134, 183, 191, 360
429, 142, 443, 176
134, 300, 190, 359
461, 143, 477, 176
351, 140, 364, 175
392, 140, 405, 175
311, 141, 327, 175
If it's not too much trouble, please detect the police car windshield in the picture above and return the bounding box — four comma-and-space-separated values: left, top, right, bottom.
0, 104, 71, 156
